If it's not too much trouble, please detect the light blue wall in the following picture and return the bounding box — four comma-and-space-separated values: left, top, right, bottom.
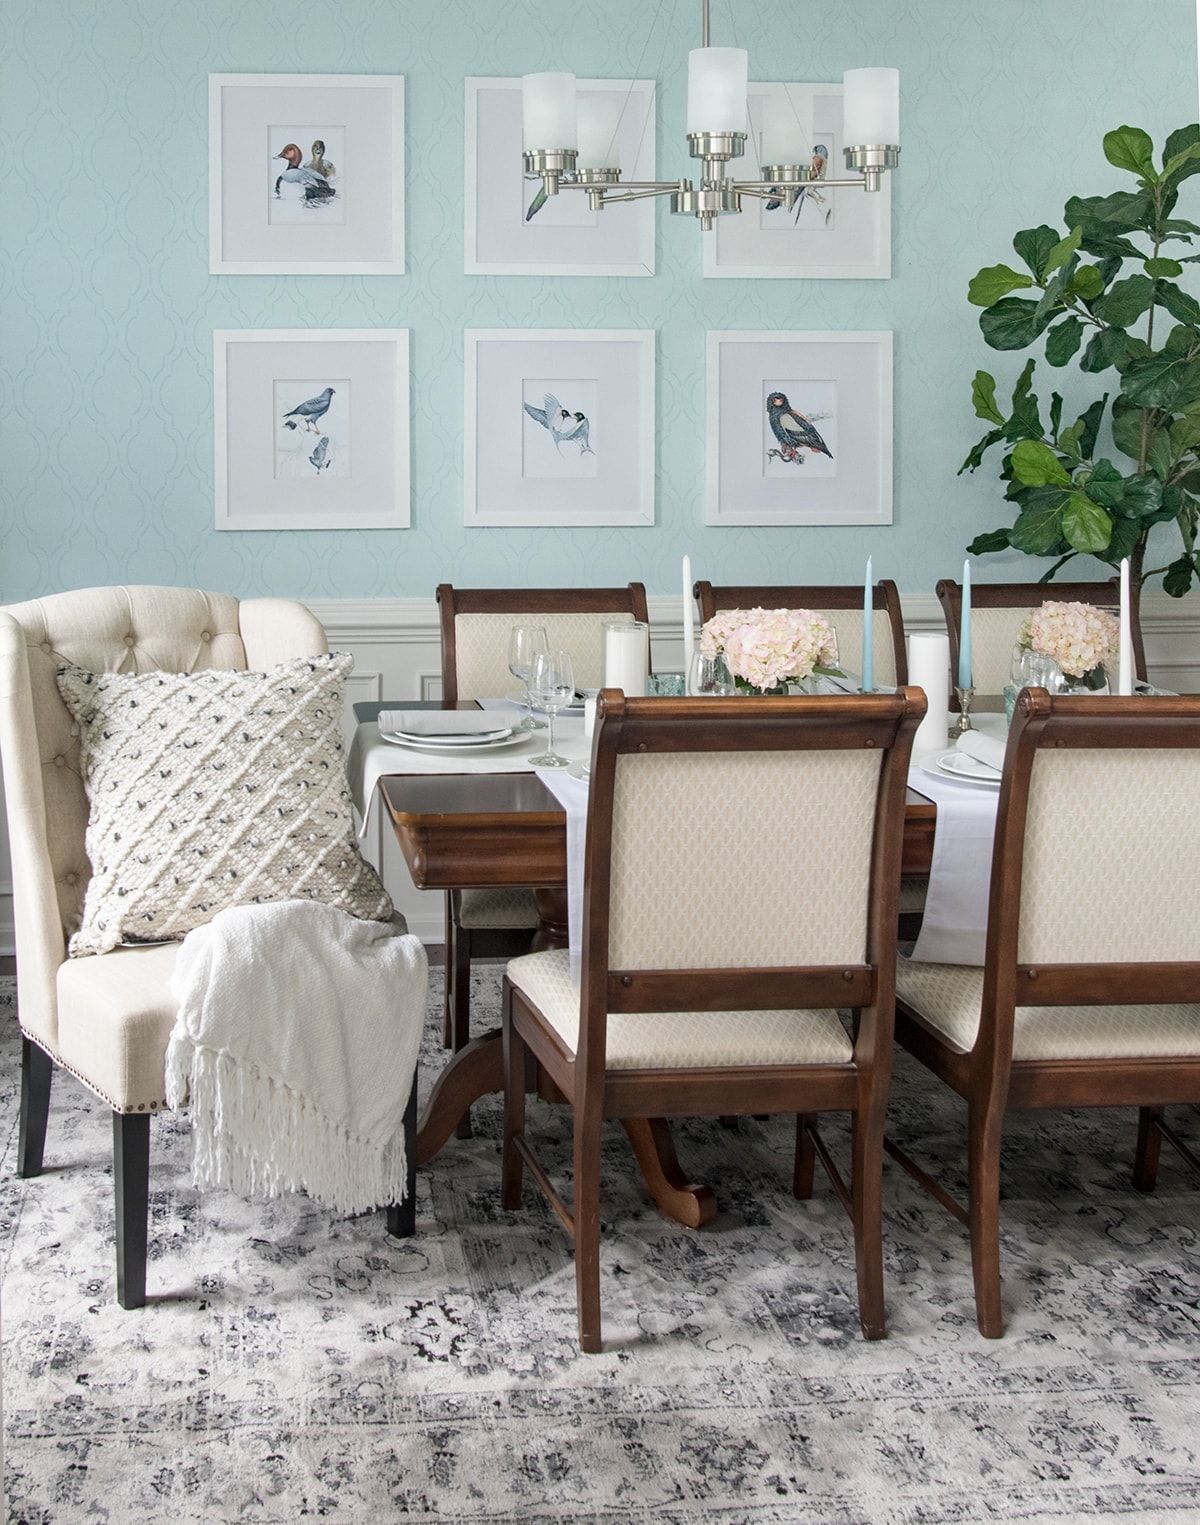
2, 0, 1196, 602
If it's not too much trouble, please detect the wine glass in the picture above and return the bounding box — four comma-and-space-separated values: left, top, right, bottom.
528, 649, 576, 767
687, 650, 736, 696
508, 624, 548, 730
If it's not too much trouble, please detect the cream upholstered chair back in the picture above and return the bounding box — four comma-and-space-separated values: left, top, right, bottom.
604, 750, 881, 971
436, 584, 650, 705
964, 607, 1044, 697
0, 586, 327, 1060
1016, 747, 1200, 966
694, 581, 908, 689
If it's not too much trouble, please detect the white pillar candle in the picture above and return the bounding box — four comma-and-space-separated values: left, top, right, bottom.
1117, 558, 1133, 695
681, 554, 695, 682
907, 631, 951, 761
603, 621, 648, 697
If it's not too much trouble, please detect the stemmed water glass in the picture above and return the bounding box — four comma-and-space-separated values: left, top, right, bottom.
528, 649, 575, 767
508, 624, 548, 730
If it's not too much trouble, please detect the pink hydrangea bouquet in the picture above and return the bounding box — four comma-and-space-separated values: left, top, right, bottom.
1018, 600, 1119, 687
700, 607, 842, 693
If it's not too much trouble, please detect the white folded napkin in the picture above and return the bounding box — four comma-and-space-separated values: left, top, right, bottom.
955, 729, 1006, 772
378, 710, 510, 739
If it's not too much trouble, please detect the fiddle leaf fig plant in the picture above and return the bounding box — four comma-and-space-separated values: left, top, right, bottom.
960, 123, 1200, 596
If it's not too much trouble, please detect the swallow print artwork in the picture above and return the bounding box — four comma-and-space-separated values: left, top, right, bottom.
521, 379, 599, 479
763, 382, 836, 478
275, 380, 349, 478
268, 124, 346, 226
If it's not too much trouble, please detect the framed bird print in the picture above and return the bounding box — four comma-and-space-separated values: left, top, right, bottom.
209, 74, 405, 275
705, 331, 893, 526
464, 78, 657, 277
702, 83, 891, 281
214, 330, 410, 530
464, 329, 655, 526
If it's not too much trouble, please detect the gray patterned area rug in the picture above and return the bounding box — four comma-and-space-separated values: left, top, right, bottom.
2, 968, 1200, 1524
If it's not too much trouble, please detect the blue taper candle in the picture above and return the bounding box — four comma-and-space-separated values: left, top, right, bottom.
958, 558, 973, 689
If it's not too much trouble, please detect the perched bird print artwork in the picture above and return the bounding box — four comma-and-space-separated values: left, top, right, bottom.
766, 391, 833, 464
309, 436, 331, 472
273, 143, 337, 202
282, 387, 335, 433
765, 143, 832, 226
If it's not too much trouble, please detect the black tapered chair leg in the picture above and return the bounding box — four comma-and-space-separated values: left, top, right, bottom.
113, 1111, 151, 1309
18, 1038, 53, 1179
386, 1075, 418, 1239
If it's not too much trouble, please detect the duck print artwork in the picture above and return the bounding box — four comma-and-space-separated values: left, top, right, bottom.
763, 382, 836, 479
268, 126, 345, 226
275, 380, 349, 479
521, 380, 598, 481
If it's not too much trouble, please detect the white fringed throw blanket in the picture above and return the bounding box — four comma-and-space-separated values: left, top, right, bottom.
166, 901, 427, 1216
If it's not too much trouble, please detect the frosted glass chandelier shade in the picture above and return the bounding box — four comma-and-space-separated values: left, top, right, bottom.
686, 47, 748, 135
578, 95, 623, 170
521, 72, 578, 150
842, 67, 900, 146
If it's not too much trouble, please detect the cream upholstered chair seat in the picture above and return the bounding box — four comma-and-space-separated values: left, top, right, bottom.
0, 585, 414, 1309
508, 949, 854, 1068
891, 688, 1200, 1339
501, 687, 925, 1353
896, 960, 1200, 1061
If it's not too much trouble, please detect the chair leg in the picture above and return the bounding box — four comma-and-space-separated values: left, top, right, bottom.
573, 1097, 604, 1355
966, 1100, 1006, 1339
1134, 1106, 1164, 1192
793, 1113, 817, 1200
501, 996, 527, 1211
18, 1038, 53, 1179
386, 1077, 419, 1238
850, 1110, 887, 1340
113, 1111, 151, 1310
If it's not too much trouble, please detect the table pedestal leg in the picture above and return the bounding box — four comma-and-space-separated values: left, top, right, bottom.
621, 1118, 718, 1228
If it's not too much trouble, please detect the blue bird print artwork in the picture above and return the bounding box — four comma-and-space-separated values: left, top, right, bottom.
764, 142, 833, 230
275, 381, 347, 479
522, 384, 598, 479
268, 127, 344, 227
765, 390, 834, 473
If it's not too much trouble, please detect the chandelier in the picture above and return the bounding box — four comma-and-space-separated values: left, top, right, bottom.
521, 1, 899, 233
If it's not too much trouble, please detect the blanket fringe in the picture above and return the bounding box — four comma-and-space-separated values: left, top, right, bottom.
166, 1041, 411, 1217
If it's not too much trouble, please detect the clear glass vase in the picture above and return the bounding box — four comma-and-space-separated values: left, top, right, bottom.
1006, 644, 1109, 722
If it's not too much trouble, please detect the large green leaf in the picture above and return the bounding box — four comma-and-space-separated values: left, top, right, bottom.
959, 426, 1006, 474
1049, 391, 1064, 438
1077, 395, 1108, 458
1148, 430, 1174, 480
1120, 352, 1200, 409
1069, 264, 1106, 300
1145, 257, 1184, 277
1062, 492, 1113, 552
1109, 395, 1145, 458
1066, 191, 1150, 231
1080, 327, 1131, 372
1105, 513, 1144, 562
1104, 126, 1157, 178
1044, 316, 1085, 366
1044, 227, 1082, 276
1080, 458, 1126, 507
1057, 418, 1085, 459
1162, 132, 1200, 191
1164, 124, 1200, 165
1010, 491, 1070, 554
1093, 274, 1154, 326
1169, 413, 1200, 455
968, 264, 1034, 306
1011, 439, 1072, 487
980, 297, 1050, 350
1116, 473, 1165, 519
1155, 282, 1200, 324
1013, 225, 1061, 280
1162, 320, 1199, 353
1163, 553, 1199, 595
966, 527, 1013, 556
970, 371, 1004, 424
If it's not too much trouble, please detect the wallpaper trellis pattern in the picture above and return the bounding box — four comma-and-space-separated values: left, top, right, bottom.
1, 0, 1196, 603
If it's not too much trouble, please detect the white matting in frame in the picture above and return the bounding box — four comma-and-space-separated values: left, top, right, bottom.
464, 329, 655, 526
706, 331, 892, 526
703, 83, 890, 280
215, 330, 410, 531
209, 74, 404, 274
465, 78, 656, 276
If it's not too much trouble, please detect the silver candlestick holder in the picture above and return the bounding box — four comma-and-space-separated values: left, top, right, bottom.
953, 685, 975, 735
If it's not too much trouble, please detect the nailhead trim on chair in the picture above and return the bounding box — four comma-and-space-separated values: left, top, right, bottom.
19, 1027, 167, 1113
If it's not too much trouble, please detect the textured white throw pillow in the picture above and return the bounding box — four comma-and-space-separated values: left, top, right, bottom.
57, 652, 392, 956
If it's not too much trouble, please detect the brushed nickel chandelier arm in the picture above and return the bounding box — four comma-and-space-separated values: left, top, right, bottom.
520, 0, 899, 233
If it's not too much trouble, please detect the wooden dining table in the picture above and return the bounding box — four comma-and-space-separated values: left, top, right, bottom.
376, 766, 939, 1229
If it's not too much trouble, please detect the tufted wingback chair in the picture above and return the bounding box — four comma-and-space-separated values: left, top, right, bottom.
0, 586, 343, 1307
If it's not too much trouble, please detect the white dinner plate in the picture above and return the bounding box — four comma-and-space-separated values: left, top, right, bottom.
380, 730, 528, 753
927, 751, 1002, 789
567, 760, 591, 782
389, 727, 511, 746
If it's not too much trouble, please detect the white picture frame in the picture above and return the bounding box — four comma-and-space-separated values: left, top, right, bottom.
209, 73, 405, 275
703, 82, 891, 280
214, 329, 410, 531
706, 331, 893, 526
464, 329, 655, 526
464, 78, 656, 277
